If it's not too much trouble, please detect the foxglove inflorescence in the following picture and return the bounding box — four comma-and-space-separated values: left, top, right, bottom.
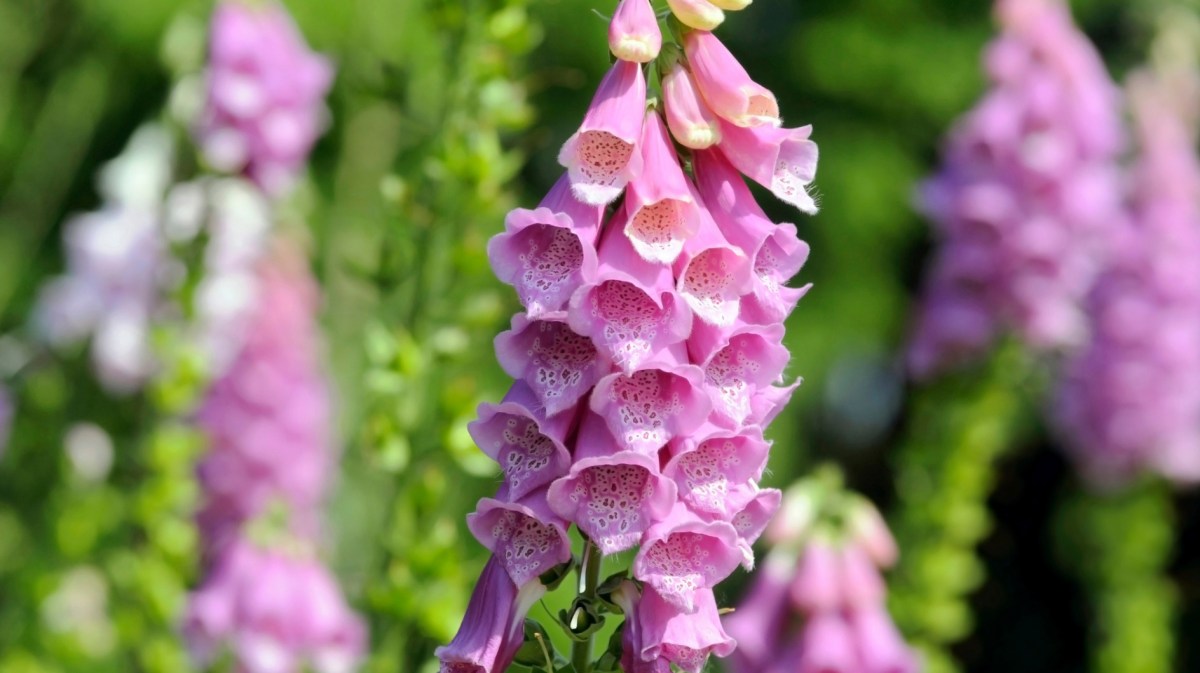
185, 246, 365, 673
726, 482, 916, 673
441, 2, 818, 672
184, 4, 363, 671
195, 0, 333, 197
907, 0, 1124, 377
1055, 71, 1200, 486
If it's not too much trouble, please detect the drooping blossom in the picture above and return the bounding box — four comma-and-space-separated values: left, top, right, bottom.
446, 7, 819, 673
196, 0, 334, 197
558, 60, 647, 205
1055, 70, 1200, 486
609, 0, 662, 63
908, 0, 1125, 377
725, 484, 917, 673
183, 537, 365, 673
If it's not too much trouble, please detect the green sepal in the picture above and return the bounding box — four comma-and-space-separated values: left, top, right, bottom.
595, 570, 630, 613
512, 619, 563, 670
592, 623, 626, 673
540, 558, 575, 592
558, 597, 606, 642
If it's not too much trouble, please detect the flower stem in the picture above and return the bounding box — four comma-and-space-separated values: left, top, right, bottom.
571, 537, 603, 673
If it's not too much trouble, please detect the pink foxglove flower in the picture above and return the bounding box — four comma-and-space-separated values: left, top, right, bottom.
493, 315, 607, 417
488, 175, 603, 317
664, 425, 770, 519
198, 0, 334, 197
1055, 70, 1200, 486
692, 149, 813, 323
194, 249, 331, 555
183, 538, 365, 673
638, 586, 736, 673
609, 0, 662, 63
683, 30, 779, 128
547, 411, 677, 554
716, 121, 819, 214
451, 5, 820, 672
668, 0, 726, 31
633, 504, 743, 611
726, 485, 916, 673
558, 60, 647, 205
436, 557, 547, 673
663, 63, 722, 150
467, 382, 573, 500
908, 0, 1124, 377
188, 246, 365, 672
467, 492, 573, 587
589, 359, 712, 454
624, 113, 704, 264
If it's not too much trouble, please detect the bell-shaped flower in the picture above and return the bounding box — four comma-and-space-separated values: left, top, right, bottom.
789, 536, 842, 613
836, 543, 886, 609
692, 149, 811, 323
846, 497, 899, 568
638, 586, 737, 673
609, 0, 661, 63
722, 550, 793, 673
849, 605, 919, 673
436, 557, 546, 673
488, 176, 603, 317
795, 612, 857, 673
467, 491, 572, 588
668, 0, 726, 31
568, 221, 692, 373
664, 424, 770, 519
467, 382, 573, 501
547, 412, 677, 554
589, 351, 712, 454
634, 503, 743, 612
674, 188, 754, 327
624, 113, 704, 264
717, 121, 819, 214
710, 0, 752, 9
558, 60, 647, 205
683, 30, 778, 127
663, 63, 722, 150
747, 378, 802, 429
688, 321, 789, 427
612, 581, 673, 673
494, 313, 606, 417
729, 487, 781, 568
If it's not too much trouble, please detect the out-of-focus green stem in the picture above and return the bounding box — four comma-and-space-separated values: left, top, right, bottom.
1057, 480, 1177, 673
888, 343, 1033, 673
571, 538, 602, 673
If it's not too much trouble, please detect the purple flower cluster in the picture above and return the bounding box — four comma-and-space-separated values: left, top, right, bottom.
908, 0, 1124, 377
195, 0, 333, 198
185, 247, 365, 672
1055, 71, 1200, 486
440, 4, 818, 673
726, 488, 916, 673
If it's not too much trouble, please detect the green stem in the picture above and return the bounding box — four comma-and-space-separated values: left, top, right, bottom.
888, 343, 1033, 673
571, 538, 603, 673
1056, 479, 1177, 673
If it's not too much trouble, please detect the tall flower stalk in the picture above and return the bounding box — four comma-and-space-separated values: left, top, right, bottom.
439, 1, 819, 671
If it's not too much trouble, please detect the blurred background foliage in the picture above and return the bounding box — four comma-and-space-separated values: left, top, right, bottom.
2, 0, 1200, 672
